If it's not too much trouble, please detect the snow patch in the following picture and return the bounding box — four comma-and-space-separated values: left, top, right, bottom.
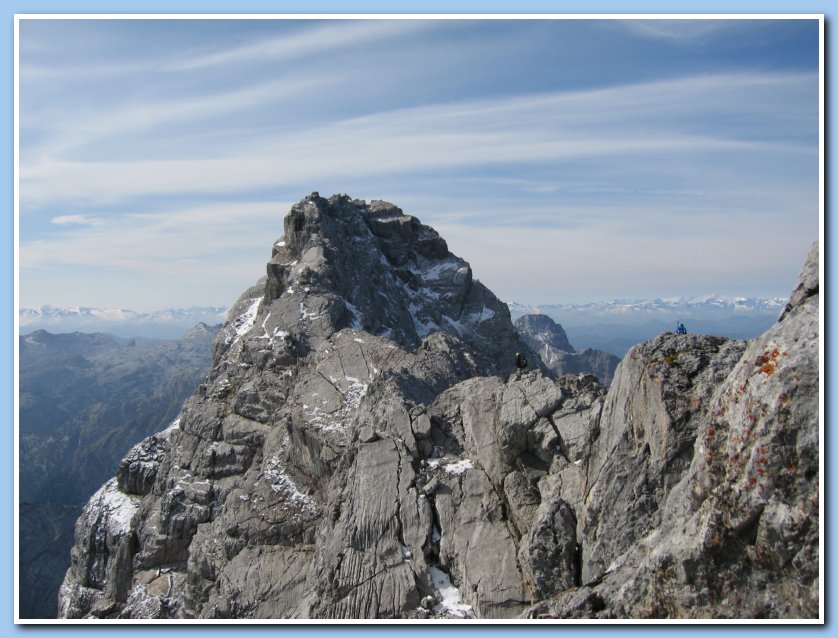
344, 300, 365, 329
260, 454, 318, 516
442, 315, 464, 336
344, 376, 369, 410
226, 296, 262, 345
428, 566, 475, 618
252, 312, 290, 349
299, 301, 325, 322
408, 302, 439, 338
89, 478, 140, 537
476, 305, 495, 322
410, 258, 461, 281
163, 417, 181, 434
428, 458, 474, 476
303, 375, 369, 435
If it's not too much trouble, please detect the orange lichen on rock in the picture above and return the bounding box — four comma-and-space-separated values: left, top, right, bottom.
754, 347, 782, 376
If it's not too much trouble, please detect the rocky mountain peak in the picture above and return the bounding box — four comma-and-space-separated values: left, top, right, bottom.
515, 313, 575, 354
57, 197, 818, 620
515, 313, 621, 386
222, 193, 529, 379
779, 240, 818, 322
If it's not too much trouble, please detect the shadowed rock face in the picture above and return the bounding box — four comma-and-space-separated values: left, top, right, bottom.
58, 194, 819, 621
516, 314, 575, 354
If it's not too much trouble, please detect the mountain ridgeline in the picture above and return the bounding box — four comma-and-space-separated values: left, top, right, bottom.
58, 194, 819, 620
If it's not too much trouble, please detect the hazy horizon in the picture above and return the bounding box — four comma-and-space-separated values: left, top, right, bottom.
18, 17, 821, 312
18, 290, 791, 316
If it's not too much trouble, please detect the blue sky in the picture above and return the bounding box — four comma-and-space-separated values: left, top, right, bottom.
18, 16, 820, 311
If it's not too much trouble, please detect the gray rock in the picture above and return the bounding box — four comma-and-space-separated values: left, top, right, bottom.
580, 332, 748, 584
552, 348, 622, 386
779, 240, 818, 322
516, 313, 575, 353
519, 497, 578, 600
525, 241, 820, 619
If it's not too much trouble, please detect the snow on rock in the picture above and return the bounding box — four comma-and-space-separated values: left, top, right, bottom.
163, 417, 181, 434
260, 454, 318, 517
343, 376, 369, 410
408, 302, 440, 338
428, 566, 475, 618
344, 300, 365, 329
225, 296, 262, 345
410, 258, 460, 281
299, 300, 324, 322
427, 457, 474, 476
87, 478, 140, 537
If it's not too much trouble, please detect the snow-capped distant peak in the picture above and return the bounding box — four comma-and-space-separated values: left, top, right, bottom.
509, 295, 784, 315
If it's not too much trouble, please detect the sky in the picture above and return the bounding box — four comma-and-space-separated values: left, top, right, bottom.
17, 16, 821, 312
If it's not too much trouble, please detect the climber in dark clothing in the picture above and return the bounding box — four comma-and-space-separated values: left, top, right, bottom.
676, 321, 687, 335
516, 352, 528, 372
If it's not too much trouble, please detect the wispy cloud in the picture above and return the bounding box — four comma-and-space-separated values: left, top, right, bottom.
50, 214, 105, 226
165, 19, 438, 71
613, 19, 750, 43
25, 200, 284, 270
20, 70, 816, 210
22, 73, 336, 160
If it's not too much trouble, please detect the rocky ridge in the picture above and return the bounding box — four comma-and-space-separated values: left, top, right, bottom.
57, 195, 819, 620
528, 240, 820, 619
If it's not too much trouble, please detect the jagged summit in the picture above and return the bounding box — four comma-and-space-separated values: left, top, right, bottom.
515, 314, 575, 354
218, 193, 527, 378
59, 194, 547, 620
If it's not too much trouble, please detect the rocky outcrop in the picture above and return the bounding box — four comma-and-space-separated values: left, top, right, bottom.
516, 313, 620, 385
527, 241, 820, 619
58, 195, 819, 621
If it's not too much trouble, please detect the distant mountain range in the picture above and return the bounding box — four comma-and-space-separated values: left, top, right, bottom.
509, 294, 785, 322
19, 305, 229, 339
508, 295, 785, 357
19, 295, 784, 357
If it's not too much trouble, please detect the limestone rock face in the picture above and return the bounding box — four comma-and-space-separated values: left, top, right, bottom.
526, 241, 820, 619
58, 196, 819, 622
58, 194, 543, 620
580, 332, 748, 583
